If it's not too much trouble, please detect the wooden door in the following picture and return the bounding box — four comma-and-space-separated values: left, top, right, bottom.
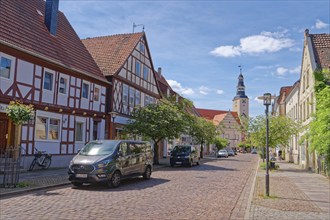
0, 114, 9, 153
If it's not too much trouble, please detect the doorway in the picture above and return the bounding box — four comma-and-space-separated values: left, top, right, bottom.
0, 113, 9, 153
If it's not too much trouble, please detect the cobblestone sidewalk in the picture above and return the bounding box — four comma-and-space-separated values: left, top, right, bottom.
249, 161, 330, 220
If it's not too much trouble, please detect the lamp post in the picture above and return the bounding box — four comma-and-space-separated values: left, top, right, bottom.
263, 93, 272, 197
110, 111, 117, 139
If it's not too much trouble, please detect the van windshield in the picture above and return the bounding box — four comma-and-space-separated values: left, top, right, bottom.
80, 141, 117, 156
171, 146, 191, 156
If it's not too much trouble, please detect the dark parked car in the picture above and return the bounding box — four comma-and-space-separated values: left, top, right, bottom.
170, 145, 200, 167
68, 140, 153, 188
251, 149, 257, 154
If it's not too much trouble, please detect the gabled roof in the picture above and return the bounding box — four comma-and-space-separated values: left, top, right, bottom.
309, 33, 330, 69
196, 108, 241, 125
277, 86, 293, 105
82, 32, 144, 76
0, 0, 106, 82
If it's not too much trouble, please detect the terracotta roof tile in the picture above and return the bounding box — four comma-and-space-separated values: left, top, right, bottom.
0, 0, 105, 81
197, 108, 241, 125
82, 33, 144, 76
310, 33, 330, 69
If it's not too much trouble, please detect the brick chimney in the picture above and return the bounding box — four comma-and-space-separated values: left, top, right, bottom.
45, 0, 59, 35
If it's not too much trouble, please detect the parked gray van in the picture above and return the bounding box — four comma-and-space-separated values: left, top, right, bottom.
68, 140, 153, 188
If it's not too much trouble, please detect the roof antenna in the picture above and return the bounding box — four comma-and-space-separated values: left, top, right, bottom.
133, 22, 145, 33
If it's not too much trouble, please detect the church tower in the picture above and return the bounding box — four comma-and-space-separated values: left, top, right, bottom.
232, 66, 249, 118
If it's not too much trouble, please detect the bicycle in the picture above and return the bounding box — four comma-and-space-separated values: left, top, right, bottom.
29, 149, 52, 171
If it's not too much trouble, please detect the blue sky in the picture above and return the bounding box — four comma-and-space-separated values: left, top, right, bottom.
59, 0, 330, 117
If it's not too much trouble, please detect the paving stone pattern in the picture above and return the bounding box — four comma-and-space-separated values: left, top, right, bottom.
0, 154, 259, 220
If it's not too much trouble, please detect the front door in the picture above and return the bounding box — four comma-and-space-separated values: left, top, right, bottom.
0, 113, 9, 153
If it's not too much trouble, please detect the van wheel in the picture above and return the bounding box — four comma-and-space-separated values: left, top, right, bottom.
108, 171, 121, 188
170, 162, 174, 167
143, 166, 152, 180
196, 160, 200, 166
72, 182, 82, 187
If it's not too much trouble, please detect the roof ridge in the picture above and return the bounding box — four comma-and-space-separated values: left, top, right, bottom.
82, 32, 144, 41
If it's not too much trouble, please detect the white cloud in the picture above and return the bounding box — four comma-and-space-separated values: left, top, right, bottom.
210, 45, 241, 57
289, 66, 301, 74
216, 89, 224, 95
276, 67, 288, 76
210, 31, 294, 57
167, 80, 194, 95
275, 66, 301, 76
254, 96, 264, 104
315, 19, 329, 29
199, 86, 210, 95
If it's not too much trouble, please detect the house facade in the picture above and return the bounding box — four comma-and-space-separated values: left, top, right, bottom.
82, 32, 161, 139
0, 0, 109, 167
284, 81, 300, 164
298, 30, 329, 171
196, 109, 242, 151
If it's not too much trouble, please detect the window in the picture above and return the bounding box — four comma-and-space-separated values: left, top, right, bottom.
135, 61, 141, 76
123, 84, 129, 105
44, 72, 53, 91
36, 117, 47, 140
35, 116, 60, 140
144, 95, 149, 106
75, 122, 83, 142
129, 87, 135, 106
135, 90, 141, 107
94, 87, 100, 101
82, 83, 89, 99
143, 66, 149, 80
139, 43, 145, 53
0, 57, 11, 79
49, 119, 60, 140
59, 77, 67, 94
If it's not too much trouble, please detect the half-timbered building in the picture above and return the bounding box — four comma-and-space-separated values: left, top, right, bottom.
0, 0, 109, 167
82, 32, 161, 139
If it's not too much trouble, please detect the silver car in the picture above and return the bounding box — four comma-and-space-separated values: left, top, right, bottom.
68, 140, 153, 188
217, 149, 229, 158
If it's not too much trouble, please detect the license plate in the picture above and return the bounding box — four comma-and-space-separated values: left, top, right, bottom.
76, 174, 87, 178
176, 162, 182, 164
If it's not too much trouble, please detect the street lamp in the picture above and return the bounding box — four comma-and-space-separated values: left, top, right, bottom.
110, 111, 117, 139
263, 93, 272, 196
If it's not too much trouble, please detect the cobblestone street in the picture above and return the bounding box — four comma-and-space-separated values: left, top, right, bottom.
0, 154, 259, 220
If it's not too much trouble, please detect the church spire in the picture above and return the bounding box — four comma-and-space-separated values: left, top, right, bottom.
235, 65, 248, 98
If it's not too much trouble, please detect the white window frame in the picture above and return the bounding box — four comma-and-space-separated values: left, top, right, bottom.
94, 85, 100, 102
0, 53, 15, 80
75, 118, 85, 143
43, 69, 55, 92
59, 75, 68, 95
135, 60, 141, 77
82, 81, 90, 99
123, 84, 129, 106
35, 110, 61, 142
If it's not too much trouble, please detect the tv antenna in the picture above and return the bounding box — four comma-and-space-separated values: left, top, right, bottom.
133, 22, 145, 33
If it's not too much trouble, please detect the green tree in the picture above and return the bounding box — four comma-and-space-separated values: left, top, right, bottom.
188, 116, 217, 158
213, 137, 229, 151
309, 69, 330, 171
6, 100, 34, 159
124, 100, 185, 164
249, 115, 299, 150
